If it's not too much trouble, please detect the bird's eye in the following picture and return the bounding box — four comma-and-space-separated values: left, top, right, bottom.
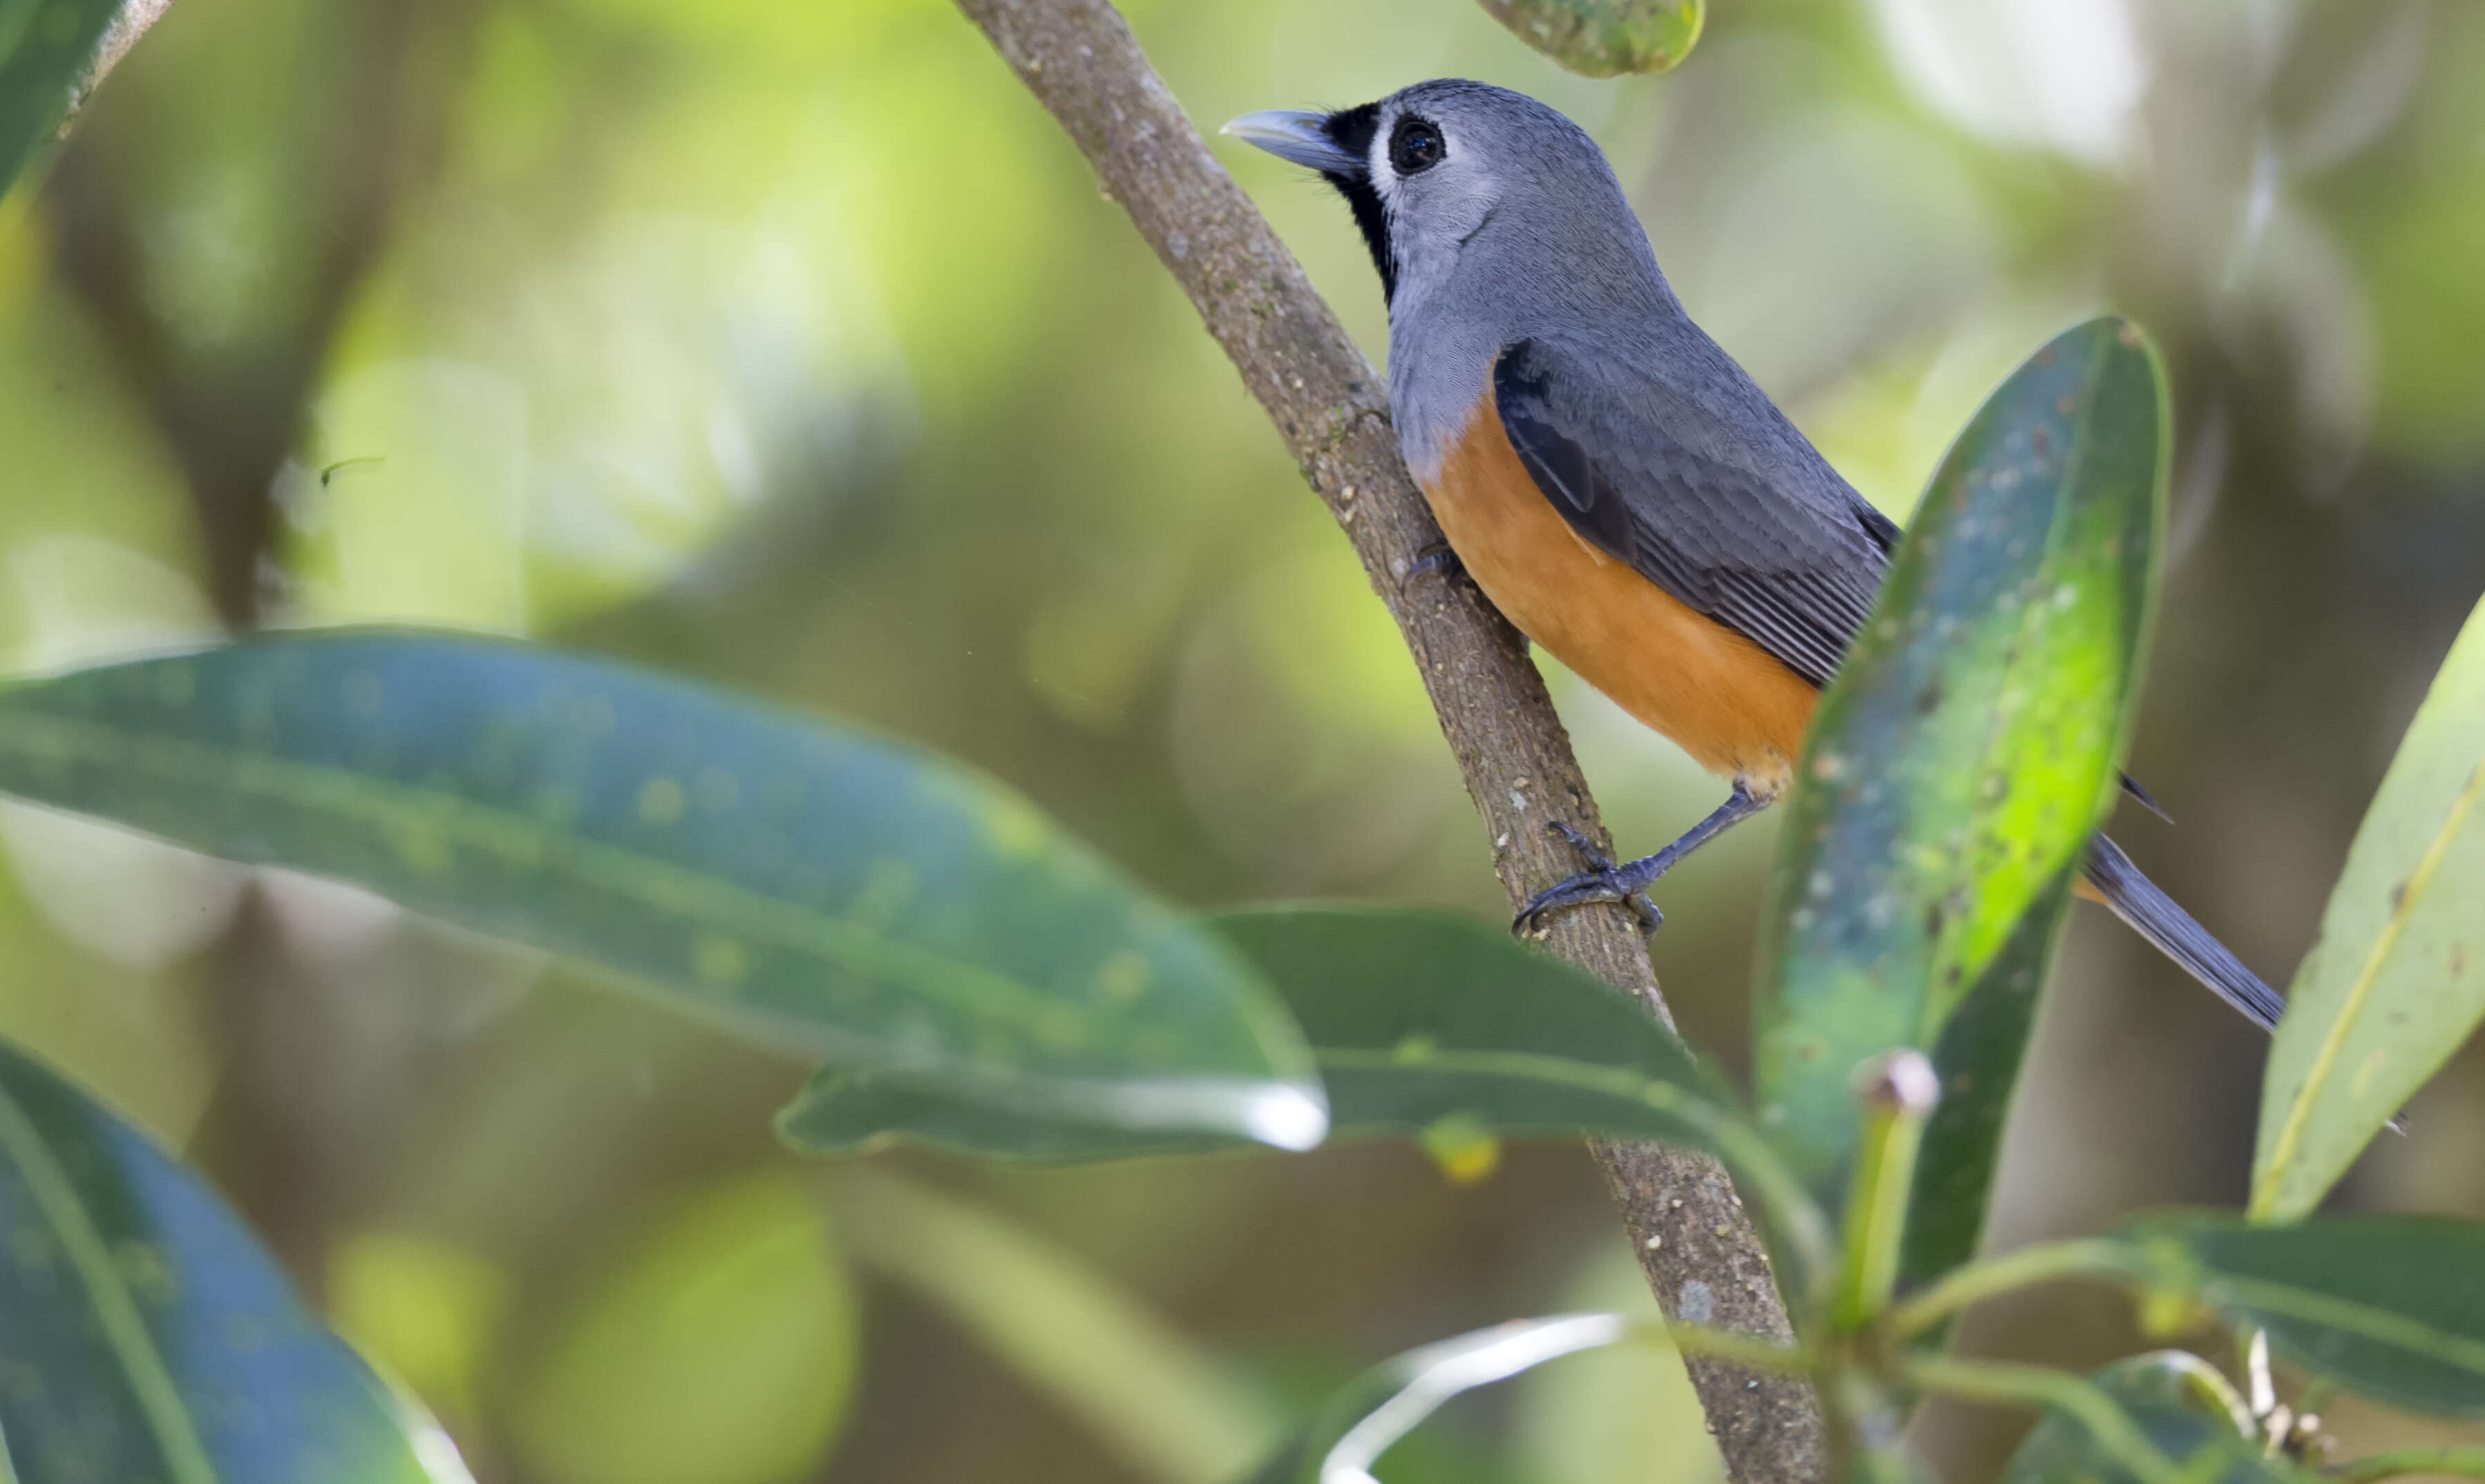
1389, 115, 1445, 175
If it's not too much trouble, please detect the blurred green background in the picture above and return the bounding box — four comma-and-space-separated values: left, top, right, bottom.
3, 0, 2482, 1478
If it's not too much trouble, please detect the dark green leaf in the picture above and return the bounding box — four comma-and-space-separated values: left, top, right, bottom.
784, 904, 1734, 1150
1755, 318, 2167, 1197
2256, 591, 2485, 1219
1473, 0, 1703, 76
0, 631, 1320, 1144
0, 1037, 462, 1483
782, 907, 1812, 1238
1902, 868, 2077, 1291
1245, 1314, 1627, 1484
0, 0, 135, 200
2001, 1352, 2284, 1484
2119, 1214, 2485, 1420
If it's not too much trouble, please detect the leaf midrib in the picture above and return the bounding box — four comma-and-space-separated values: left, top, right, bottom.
2256, 757, 2485, 1213
0, 1078, 219, 1484
1918, 348, 2119, 1036
2204, 1268, 2485, 1381
0, 710, 1111, 1048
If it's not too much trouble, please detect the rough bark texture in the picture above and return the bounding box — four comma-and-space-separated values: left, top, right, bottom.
949, 3, 1828, 1478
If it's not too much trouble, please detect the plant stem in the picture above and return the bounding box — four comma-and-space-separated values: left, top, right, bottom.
945, 3, 1828, 1478
2330, 1450, 2485, 1483
1885, 1237, 2134, 1341
1904, 1355, 2180, 1484
1833, 1051, 1937, 1331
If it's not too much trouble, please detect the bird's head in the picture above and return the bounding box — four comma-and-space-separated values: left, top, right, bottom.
1223, 79, 1627, 311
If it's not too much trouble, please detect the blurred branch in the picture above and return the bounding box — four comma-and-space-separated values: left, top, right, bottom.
947, 2, 1827, 1478
45, 0, 436, 627
41, 0, 472, 1290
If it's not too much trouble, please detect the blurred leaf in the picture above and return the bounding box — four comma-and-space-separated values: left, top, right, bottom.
0, 630, 1322, 1143
511, 1173, 856, 1484
781, 907, 1819, 1262
2118, 1214, 2485, 1420
2254, 591, 2485, 1220
1473, 0, 1703, 77
0, 1036, 464, 1483
2000, 1351, 2283, 1484
328, 1233, 512, 1428
0, 0, 153, 200
830, 1166, 1276, 1484
1247, 1315, 1628, 1484
1754, 318, 2166, 1198
1900, 869, 2076, 1291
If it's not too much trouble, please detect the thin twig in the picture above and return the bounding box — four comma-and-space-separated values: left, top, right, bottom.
1885, 1237, 2134, 1342
946, 3, 1826, 1478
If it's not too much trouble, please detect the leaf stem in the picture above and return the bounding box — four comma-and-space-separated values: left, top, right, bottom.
1654, 1322, 1813, 1374
1902, 1355, 2180, 1484
2329, 1449, 2485, 1483
1884, 1237, 2135, 1341
1833, 1051, 1938, 1330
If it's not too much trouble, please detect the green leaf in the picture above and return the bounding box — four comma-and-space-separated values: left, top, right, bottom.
1473, 0, 1703, 76
2000, 1352, 2284, 1484
1246, 1314, 1628, 1484
2254, 591, 2485, 1219
779, 906, 1827, 1268
1901, 868, 2077, 1291
0, 631, 1321, 1144
0, 0, 137, 200
0, 1036, 464, 1483
2119, 1214, 2485, 1420
1754, 318, 2167, 1199
784, 904, 1723, 1148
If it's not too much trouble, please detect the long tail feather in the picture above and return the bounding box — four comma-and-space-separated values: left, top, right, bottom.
2082, 833, 2286, 1033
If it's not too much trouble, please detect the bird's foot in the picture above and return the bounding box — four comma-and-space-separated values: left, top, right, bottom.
1515, 821, 1665, 938
1406, 540, 1465, 584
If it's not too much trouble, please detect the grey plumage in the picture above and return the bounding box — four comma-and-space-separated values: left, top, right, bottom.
1346, 82, 1897, 686
1228, 79, 2288, 1038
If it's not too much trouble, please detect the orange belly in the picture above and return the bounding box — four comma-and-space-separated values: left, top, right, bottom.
1419, 394, 1820, 794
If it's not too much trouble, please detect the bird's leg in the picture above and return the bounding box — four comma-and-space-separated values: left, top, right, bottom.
1516, 781, 1772, 935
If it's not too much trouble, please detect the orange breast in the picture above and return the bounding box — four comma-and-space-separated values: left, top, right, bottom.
1420, 393, 1820, 794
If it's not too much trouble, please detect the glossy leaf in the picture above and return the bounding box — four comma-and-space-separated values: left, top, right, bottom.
0, 631, 1321, 1143
787, 905, 1732, 1147
1245, 1314, 1627, 1484
2255, 591, 2485, 1219
0, 1037, 465, 1483
780, 906, 1822, 1262
1755, 318, 2167, 1197
1474, 0, 1703, 76
1901, 869, 2077, 1290
2119, 1214, 2485, 1420
2001, 1352, 2286, 1484
0, 0, 143, 199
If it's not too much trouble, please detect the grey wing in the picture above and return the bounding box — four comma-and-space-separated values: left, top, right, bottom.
1493, 334, 1896, 689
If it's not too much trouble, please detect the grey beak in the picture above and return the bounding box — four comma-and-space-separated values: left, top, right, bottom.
1221, 109, 1364, 176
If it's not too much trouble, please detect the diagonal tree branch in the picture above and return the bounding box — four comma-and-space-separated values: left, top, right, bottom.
949, 2, 1827, 1478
